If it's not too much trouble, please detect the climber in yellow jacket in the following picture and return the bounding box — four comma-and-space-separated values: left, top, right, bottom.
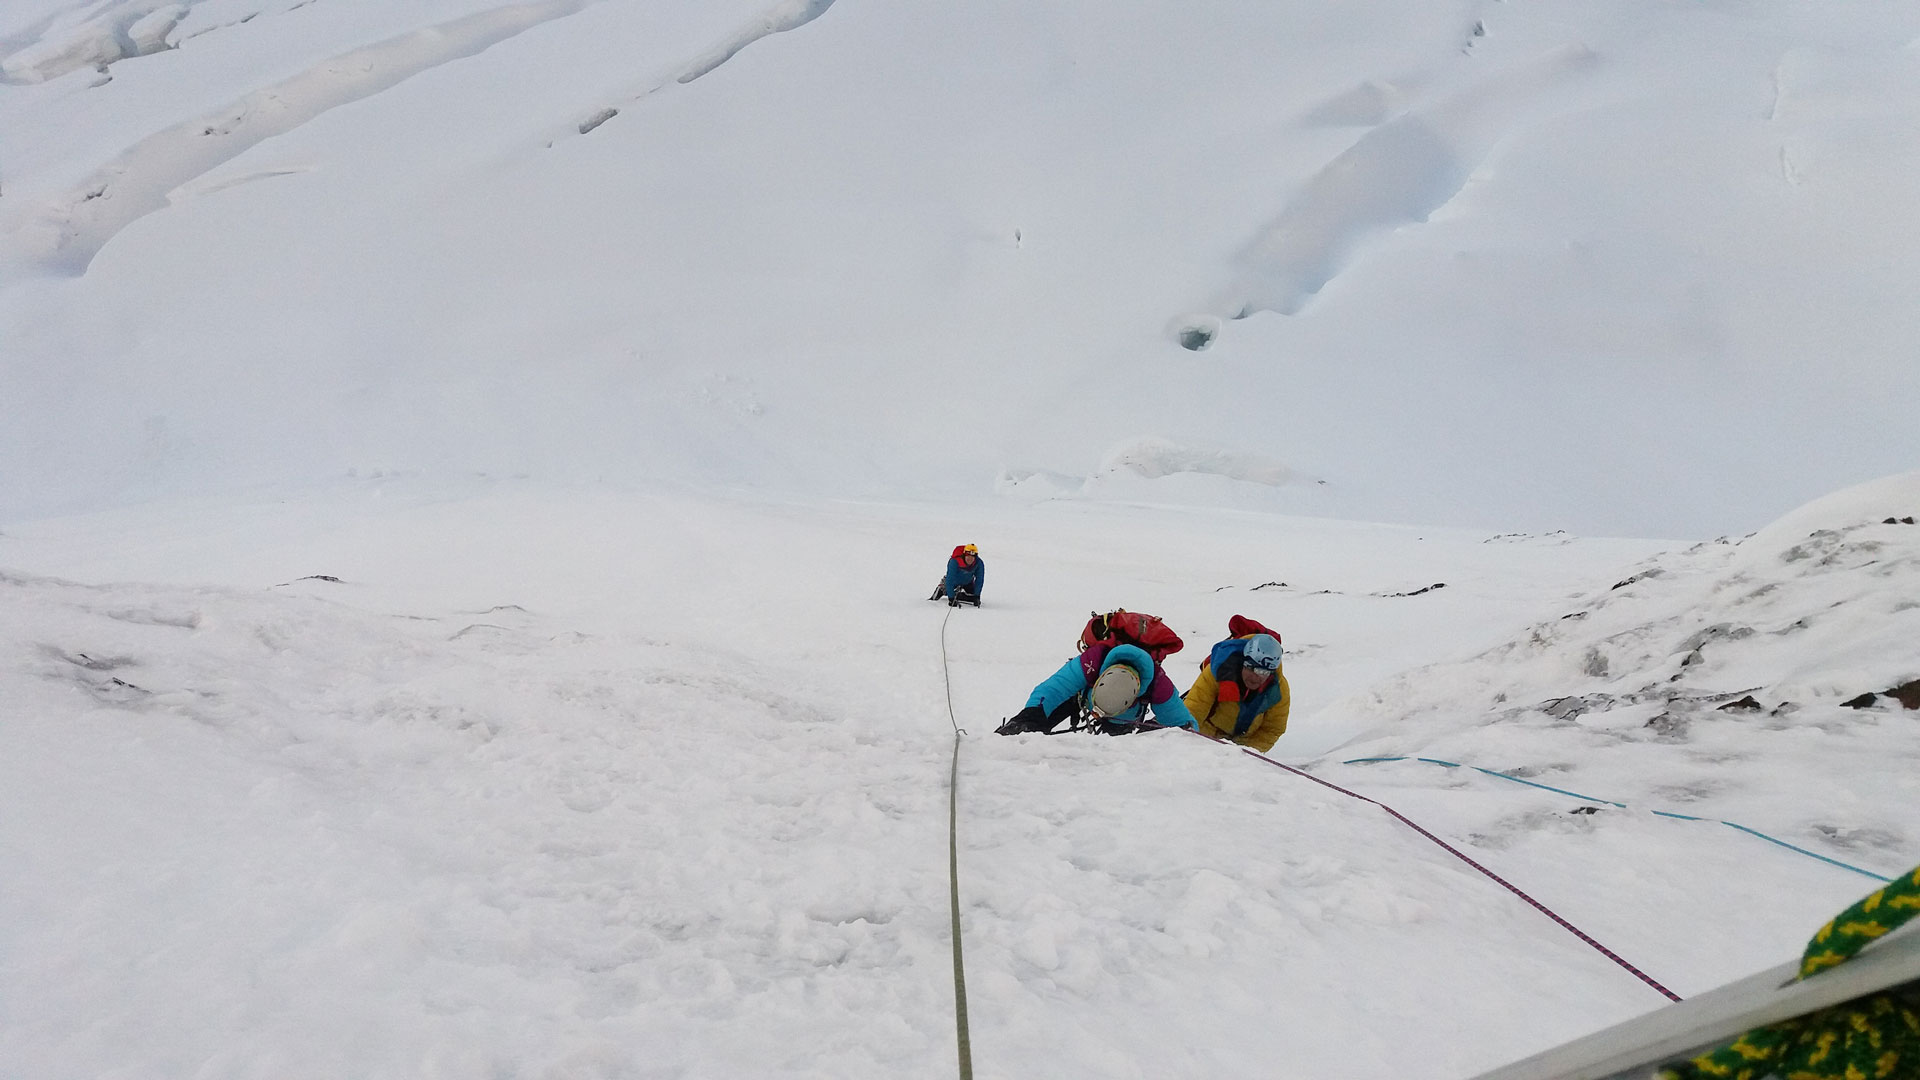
1182, 618, 1289, 752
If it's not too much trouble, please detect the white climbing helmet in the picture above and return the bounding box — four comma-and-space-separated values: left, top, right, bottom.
1243, 634, 1282, 673
1088, 663, 1142, 718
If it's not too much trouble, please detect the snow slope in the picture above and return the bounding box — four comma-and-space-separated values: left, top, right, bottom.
1327, 469, 1920, 845
4, 0, 1919, 1074
4, 0, 1919, 533
3, 476, 1913, 1078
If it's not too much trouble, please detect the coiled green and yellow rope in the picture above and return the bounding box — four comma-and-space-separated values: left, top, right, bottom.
1660, 863, 1920, 1080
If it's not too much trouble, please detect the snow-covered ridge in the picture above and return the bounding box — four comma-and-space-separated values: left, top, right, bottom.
675, 0, 836, 85
1325, 471, 1920, 870
1213, 43, 1597, 324
5, 0, 1920, 531
995, 436, 1325, 509
1494, 488, 1917, 731
2, 0, 593, 279
2, 1, 191, 85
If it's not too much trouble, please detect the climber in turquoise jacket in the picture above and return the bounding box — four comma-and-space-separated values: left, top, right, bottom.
997, 643, 1196, 736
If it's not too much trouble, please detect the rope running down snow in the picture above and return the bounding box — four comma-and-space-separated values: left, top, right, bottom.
1238, 747, 1683, 1003
938, 605, 975, 1080
1344, 756, 1895, 883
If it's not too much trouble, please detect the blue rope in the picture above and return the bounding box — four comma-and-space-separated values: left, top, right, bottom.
1719, 821, 1894, 882
1341, 756, 1893, 883
1439, 757, 1628, 806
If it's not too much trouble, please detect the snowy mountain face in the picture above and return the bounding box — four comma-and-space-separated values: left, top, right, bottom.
4, 0, 1920, 533
4, 1, 1920, 1077
1326, 472, 1920, 924
1331, 472, 1920, 764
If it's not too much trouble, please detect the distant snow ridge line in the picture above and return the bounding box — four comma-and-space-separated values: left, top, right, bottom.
1098, 437, 1300, 487
677, 0, 836, 84
1328, 471, 1920, 854
1378, 472, 1916, 726
567, 0, 837, 137
0, 0, 593, 280
0, 1, 192, 85
996, 438, 1319, 502
1212, 579, 1444, 600
1173, 44, 1596, 348
1299, 78, 1409, 129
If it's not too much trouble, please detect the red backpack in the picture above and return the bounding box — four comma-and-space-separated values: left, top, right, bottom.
1079, 609, 1184, 663
1226, 614, 1281, 645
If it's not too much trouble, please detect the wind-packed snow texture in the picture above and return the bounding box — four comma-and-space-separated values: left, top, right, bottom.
3, 474, 1917, 1078
3, 0, 1919, 1076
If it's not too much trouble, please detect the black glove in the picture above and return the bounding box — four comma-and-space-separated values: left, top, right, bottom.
996, 706, 1048, 736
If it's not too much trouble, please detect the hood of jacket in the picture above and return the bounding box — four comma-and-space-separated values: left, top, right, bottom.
1205, 636, 1282, 730
1079, 643, 1174, 704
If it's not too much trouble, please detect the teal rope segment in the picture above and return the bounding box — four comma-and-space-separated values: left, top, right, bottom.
1341, 756, 1893, 883
1345, 756, 1624, 806
1457, 764, 1624, 807
1243, 746, 1681, 1001
1720, 821, 1892, 883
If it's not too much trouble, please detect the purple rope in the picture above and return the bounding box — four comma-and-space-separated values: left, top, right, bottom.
1239, 747, 1682, 1003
